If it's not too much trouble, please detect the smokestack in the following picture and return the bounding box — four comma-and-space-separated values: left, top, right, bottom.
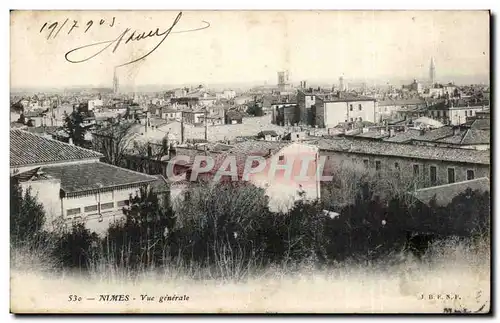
180, 113, 185, 144
204, 108, 208, 141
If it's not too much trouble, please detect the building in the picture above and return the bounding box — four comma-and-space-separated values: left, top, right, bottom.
272, 103, 298, 126
161, 107, 182, 121
182, 110, 206, 125
376, 98, 427, 123
88, 99, 103, 111
224, 110, 244, 125
408, 79, 423, 94
257, 130, 279, 141
297, 90, 317, 126
316, 137, 490, 192
10, 129, 157, 234
207, 140, 321, 212
314, 94, 376, 128
427, 99, 488, 125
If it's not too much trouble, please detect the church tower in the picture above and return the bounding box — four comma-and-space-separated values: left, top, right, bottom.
429, 57, 436, 86
113, 68, 119, 95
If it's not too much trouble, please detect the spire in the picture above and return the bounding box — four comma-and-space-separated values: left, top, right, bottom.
429, 57, 436, 85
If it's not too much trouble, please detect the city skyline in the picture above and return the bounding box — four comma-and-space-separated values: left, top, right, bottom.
11, 10, 489, 90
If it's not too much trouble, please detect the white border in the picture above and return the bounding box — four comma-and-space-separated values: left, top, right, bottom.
2, 1, 499, 321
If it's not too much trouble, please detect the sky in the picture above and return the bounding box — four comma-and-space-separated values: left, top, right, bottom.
10, 10, 490, 89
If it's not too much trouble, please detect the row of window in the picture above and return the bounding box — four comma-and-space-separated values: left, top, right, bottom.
66, 200, 129, 217
349, 104, 363, 111
363, 159, 475, 184
431, 110, 476, 118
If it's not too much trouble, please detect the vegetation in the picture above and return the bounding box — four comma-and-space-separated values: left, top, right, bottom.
10, 172, 490, 281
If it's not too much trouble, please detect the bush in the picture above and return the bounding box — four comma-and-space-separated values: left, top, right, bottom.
10, 179, 46, 245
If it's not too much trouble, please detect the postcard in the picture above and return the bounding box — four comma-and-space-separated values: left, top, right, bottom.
9, 10, 491, 314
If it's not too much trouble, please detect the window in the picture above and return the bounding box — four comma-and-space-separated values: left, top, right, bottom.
413, 164, 420, 176
467, 169, 475, 180
430, 166, 437, 185
67, 208, 81, 216
84, 205, 98, 213
358, 104, 362, 111
394, 162, 400, 170
349, 104, 353, 111
469, 110, 473, 116
101, 202, 114, 210
375, 160, 381, 171
359, 117, 363, 121
278, 155, 285, 161
363, 159, 369, 168
448, 168, 455, 184
350, 118, 353, 122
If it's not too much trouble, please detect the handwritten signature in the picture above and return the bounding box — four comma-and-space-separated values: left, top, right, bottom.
62, 12, 209, 68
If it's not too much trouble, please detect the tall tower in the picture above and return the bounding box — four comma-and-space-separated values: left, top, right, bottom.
113, 68, 119, 95
429, 57, 436, 86
339, 76, 345, 92
277, 70, 290, 92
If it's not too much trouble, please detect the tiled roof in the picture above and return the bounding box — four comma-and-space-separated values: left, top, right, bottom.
10, 122, 27, 129
349, 130, 389, 140
383, 129, 422, 143
41, 162, 157, 194
150, 174, 170, 193
320, 94, 376, 103
410, 177, 490, 207
315, 137, 490, 165
377, 98, 427, 106
26, 126, 60, 136
459, 129, 490, 145
227, 140, 289, 157
469, 119, 490, 130
10, 129, 103, 167
411, 126, 455, 141
258, 130, 279, 137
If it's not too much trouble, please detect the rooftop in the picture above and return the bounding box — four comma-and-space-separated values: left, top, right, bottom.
410, 177, 490, 207
41, 161, 157, 194
318, 94, 376, 103
10, 129, 103, 168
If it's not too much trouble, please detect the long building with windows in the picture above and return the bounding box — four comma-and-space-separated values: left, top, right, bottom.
315, 137, 490, 194
10, 129, 158, 234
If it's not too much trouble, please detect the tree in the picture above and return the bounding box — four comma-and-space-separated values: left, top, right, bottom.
246, 103, 263, 117
55, 222, 99, 269
10, 178, 46, 244
104, 186, 176, 269
92, 122, 136, 166
17, 113, 25, 125
63, 107, 87, 146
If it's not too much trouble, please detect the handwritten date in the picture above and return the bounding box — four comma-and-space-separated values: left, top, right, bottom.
40, 17, 116, 40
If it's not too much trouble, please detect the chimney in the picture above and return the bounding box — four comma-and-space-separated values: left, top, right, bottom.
168, 144, 176, 159
68, 138, 74, 145
389, 128, 395, 137
147, 144, 152, 158
453, 126, 460, 136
